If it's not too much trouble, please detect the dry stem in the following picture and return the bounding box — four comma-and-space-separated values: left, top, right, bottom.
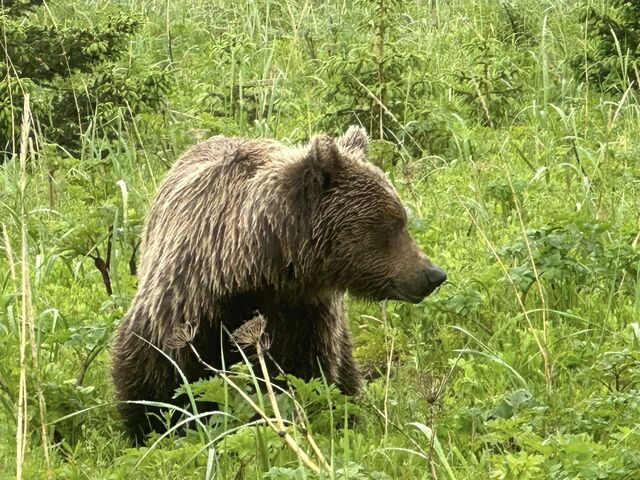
188, 343, 325, 474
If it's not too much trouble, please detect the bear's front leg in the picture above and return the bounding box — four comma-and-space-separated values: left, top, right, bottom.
263, 296, 363, 395
333, 318, 362, 395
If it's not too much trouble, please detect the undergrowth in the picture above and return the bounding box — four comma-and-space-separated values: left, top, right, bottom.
1, 0, 639, 478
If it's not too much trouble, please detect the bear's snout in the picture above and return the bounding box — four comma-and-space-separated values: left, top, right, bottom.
399, 263, 446, 303
425, 265, 447, 288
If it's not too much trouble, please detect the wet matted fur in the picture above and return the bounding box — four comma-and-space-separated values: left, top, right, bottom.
111, 126, 445, 441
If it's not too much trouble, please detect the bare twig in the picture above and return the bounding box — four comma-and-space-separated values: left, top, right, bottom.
263, 350, 332, 471
14, 94, 51, 478
383, 324, 395, 439
507, 172, 552, 392
456, 190, 551, 391
246, 316, 333, 472
76, 345, 105, 387
16, 94, 30, 480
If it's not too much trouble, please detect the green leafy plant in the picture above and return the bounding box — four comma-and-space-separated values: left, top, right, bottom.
1, 0, 640, 478
576, 0, 640, 91
0, 0, 169, 156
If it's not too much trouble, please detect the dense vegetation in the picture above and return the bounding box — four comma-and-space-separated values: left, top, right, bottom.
1, 0, 639, 478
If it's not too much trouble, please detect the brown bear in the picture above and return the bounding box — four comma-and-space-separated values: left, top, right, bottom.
111, 126, 446, 441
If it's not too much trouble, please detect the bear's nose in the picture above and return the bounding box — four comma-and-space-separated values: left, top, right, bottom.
425, 265, 447, 287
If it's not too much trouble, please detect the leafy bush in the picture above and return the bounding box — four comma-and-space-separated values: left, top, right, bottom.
577, 0, 640, 91
0, 0, 169, 156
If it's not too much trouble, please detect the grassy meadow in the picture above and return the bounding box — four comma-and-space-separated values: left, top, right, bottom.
1, 0, 640, 478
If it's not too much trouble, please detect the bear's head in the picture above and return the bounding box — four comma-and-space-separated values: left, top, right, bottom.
288, 126, 446, 303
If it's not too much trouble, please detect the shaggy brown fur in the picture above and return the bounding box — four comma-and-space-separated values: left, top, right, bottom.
111, 126, 446, 441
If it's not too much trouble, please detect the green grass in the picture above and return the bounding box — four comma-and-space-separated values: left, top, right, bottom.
1, 0, 640, 478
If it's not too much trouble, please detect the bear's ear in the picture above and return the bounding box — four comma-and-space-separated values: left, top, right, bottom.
306, 134, 340, 191
286, 135, 341, 204
337, 125, 369, 155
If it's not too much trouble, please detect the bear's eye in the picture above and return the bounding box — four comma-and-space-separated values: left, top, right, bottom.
387, 218, 403, 234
